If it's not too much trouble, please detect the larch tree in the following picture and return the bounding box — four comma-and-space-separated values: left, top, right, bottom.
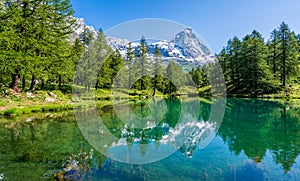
126, 42, 135, 88
267, 29, 280, 78
240, 30, 272, 96
152, 45, 163, 96
278, 22, 299, 86
138, 36, 149, 90
0, 0, 76, 92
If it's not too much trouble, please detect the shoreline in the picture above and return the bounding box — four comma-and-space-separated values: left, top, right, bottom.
1, 96, 299, 118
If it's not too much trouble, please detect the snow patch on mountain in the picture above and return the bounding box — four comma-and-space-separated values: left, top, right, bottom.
106, 28, 216, 69
71, 17, 216, 70
71, 17, 97, 42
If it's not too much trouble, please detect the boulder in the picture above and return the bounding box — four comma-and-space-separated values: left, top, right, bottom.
26, 92, 35, 99
45, 97, 56, 103
49, 92, 57, 98
0, 173, 5, 180
26, 117, 34, 123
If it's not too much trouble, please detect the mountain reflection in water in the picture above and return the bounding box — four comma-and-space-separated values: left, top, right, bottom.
0, 98, 300, 180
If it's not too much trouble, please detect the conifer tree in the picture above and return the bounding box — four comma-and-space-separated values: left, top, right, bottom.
152, 45, 163, 96
0, 0, 76, 92
240, 30, 272, 96
126, 42, 135, 88
138, 36, 149, 90
277, 22, 299, 86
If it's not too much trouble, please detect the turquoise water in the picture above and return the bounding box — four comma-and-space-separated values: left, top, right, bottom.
0, 98, 300, 180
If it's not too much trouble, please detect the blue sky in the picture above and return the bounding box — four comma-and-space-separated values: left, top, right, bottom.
70, 0, 300, 53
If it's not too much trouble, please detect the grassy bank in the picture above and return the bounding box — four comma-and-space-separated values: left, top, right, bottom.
1, 83, 300, 118
0, 87, 160, 117
201, 84, 300, 99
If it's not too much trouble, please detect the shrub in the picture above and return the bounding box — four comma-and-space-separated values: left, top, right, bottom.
0, 86, 9, 96
3, 108, 16, 116
59, 84, 72, 94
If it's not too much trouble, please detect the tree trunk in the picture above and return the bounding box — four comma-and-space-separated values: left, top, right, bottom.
58, 75, 62, 88
282, 50, 286, 87
29, 74, 36, 92
22, 75, 26, 91
95, 80, 99, 90
11, 67, 20, 92
273, 44, 277, 75
41, 79, 45, 90
152, 76, 157, 96
140, 78, 143, 90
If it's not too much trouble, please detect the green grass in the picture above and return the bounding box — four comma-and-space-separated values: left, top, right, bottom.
2, 82, 300, 118
198, 86, 211, 97
0, 100, 9, 107
0, 104, 74, 117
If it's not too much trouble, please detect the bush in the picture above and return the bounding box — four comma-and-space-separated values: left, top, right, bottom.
0, 100, 8, 107
50, 90, 65, 100
3, 108, 16, 116
10, 95, 21, 101
0, 86, 9, 96
59, 84, 72, 94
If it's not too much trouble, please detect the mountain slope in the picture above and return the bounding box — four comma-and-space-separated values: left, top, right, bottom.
106, 28, 215, 70
72, 17, 215, 70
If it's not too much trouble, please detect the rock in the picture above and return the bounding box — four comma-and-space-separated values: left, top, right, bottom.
46, 113, 54, 118
45, 97, 56, 103
26, 117, 34, 123
26, 92, 35, 99
0, 173, 5, 180
49, 92, 57, 98
53, 171, 65, 181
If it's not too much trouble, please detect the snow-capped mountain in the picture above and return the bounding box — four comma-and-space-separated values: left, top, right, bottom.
71, 17, 215, 70
106, 37, 130, 57
106, 28, 216, 70
171, 27, 212, 61
70, 17, 97, 42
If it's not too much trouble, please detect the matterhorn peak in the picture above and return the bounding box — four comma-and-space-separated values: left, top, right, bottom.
184, 27, 193, 33
104, 27, 215, 71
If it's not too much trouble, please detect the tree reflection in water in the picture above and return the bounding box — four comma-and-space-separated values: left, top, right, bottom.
1, 98, 300, 180
218, 99, 300, 173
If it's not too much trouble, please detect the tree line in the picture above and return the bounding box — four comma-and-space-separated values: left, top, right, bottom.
0, 0, 87, 93
0, 1, 192, 95
1, 1, 299, 97
216, 22, 300, 97
75, 32, 192, 96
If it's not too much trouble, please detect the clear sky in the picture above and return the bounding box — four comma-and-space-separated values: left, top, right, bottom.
70, 0, 300, 53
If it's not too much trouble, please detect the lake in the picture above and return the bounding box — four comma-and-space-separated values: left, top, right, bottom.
0, 98, 300, 180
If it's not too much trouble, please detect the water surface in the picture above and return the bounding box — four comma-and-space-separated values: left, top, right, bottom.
0, 98, 300, 180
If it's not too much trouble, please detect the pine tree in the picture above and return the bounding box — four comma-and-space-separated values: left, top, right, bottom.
152, 45, 163, 96
90, 29, 112, 90
0, 0, 76, 92
277, 22, 299, 86
165, 61, 186, 94
72, 38, 84, 85
126, 42, 135, 88
267, 29, 280, 79
222, 37, 242, 92
80, 25, 94, 47
138, 36, 149, 90
240, 30, 272, 96
189, 66, 207, 88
